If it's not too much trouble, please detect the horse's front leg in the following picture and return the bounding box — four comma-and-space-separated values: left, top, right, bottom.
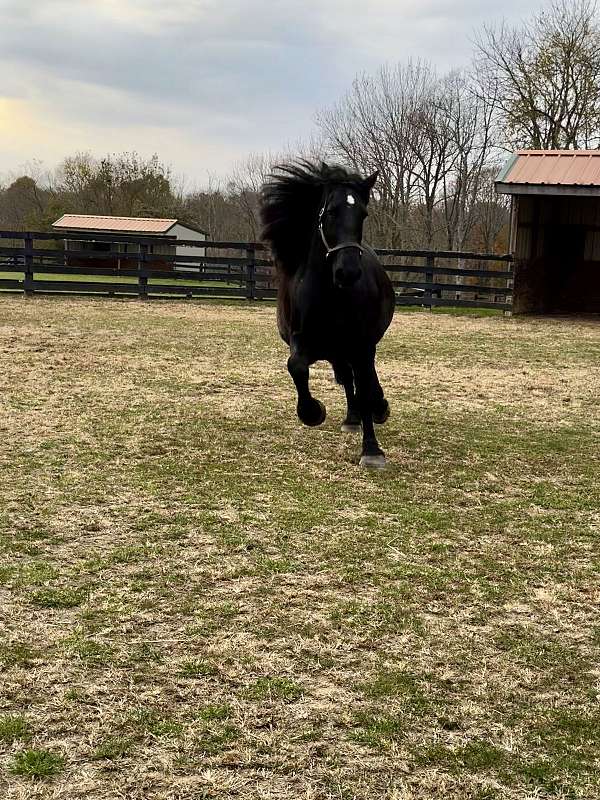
332, 361, 361, 432
287, 342, 326, 427
353, 351, 386, 468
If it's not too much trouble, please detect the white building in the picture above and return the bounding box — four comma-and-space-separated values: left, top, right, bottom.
52, 214, 208, 269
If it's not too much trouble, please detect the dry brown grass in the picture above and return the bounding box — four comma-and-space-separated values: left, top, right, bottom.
0, 296, 599, 799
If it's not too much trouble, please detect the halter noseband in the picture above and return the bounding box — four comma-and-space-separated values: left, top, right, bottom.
318, 203, 365, 258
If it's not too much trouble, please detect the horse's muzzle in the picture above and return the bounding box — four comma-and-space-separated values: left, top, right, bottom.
333, 251, 362, 289
334, 268, 361, 289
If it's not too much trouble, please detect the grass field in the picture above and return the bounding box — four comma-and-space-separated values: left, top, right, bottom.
0, 296, 598, 800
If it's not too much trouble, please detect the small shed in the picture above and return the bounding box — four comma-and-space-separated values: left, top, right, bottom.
52, 215, 208, 271
496, 150, 600, 314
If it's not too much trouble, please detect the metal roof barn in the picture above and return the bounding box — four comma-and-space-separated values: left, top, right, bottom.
52, 215, 208, 273
497, 151, 600, 196
496, 151, 600, 314
53, 214, 207, 236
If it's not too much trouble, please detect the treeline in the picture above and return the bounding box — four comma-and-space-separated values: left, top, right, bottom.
0, 152, 264, 243
2, 0, 599, 253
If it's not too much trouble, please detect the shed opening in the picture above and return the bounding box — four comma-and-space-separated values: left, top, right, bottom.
496, 150, 600, 315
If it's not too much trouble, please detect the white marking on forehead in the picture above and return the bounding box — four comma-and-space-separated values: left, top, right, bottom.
346, 193, 356, 205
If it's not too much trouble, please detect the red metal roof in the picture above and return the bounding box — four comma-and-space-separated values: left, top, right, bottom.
53, 214, 178, 234
498, 150, 600, 187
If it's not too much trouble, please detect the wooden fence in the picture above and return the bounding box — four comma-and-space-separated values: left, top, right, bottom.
0, 230, 513, 311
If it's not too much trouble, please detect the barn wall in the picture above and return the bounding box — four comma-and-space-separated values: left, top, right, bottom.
62, 237, 176, 272
146, 241, 177, 271
513, 195, 600, 314
171, 224, 206, 263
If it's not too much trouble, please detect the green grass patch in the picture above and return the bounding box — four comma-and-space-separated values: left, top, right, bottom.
64, 636, 113, 665
352, 711, 406, 748
9, 749, 65, 779
416, 739, 508, 772
0, 642, 41, 668
92, 736, 133, 760
194, 724, 239, 755
123, 708, 184, 739
243, 677, 303, 703
0, 715, 32, 743
30, 587, 87, 609
2, 561, 59, 588
194, 704, 232, 722
359, 668, 427, 706
179, 659, 218, 678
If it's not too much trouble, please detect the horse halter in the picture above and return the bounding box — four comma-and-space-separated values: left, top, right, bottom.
318, 198, 365, 259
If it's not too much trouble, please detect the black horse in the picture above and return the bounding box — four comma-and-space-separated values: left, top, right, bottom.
260, 161, 395, 468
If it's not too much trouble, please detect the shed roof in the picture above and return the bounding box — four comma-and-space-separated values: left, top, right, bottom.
496, 151, 600, 197
52, 214, 207, 236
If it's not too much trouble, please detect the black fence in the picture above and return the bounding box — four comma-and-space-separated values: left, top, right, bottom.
0, 230, 513, 311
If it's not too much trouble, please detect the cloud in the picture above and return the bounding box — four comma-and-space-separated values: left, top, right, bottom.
0, 0, 543, 182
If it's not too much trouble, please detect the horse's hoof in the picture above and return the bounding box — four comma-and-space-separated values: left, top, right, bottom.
359, 453, 387, 469
341, 422, 361, 433
373, 400, 390, 425
298, 399, 326, 427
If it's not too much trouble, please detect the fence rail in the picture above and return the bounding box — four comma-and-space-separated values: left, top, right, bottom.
0, 231, 513, 311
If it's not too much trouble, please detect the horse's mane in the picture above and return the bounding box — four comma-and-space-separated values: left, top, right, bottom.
260, 161, 366, 275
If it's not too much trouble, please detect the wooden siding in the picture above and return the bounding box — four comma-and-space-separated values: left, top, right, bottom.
512, 195, 600, 313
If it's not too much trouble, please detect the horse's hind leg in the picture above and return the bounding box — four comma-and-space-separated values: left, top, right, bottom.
332, 361, 361, 432
353, 352, 386, 468
288, 345, 326, 427
372, 372, 390, 425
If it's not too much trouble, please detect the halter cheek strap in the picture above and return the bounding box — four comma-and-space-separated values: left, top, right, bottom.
318, 205, 365, 258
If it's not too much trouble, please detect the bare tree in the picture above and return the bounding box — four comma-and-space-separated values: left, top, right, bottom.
474, 0, 600, 149
470, 167, 511, 253
182, 175, 234, 241
440, 71, 498, 255
317, 61, 501, 252
226, 138, 328, 241
317, 63, 430, 248
404, 70, 459, 248
227, 153, 274, 240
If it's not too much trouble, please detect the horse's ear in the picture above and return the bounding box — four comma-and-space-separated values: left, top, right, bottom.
360, 171, 379, 201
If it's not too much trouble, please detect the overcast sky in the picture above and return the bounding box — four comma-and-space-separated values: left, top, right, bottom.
1, 0, 544, 186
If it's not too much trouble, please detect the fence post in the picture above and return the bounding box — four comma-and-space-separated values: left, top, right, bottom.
246, 245, 256, 300
505, 257, 514, 316
137, 242, 149, 301
23, 232, 34, 296
424, 253, 434, 310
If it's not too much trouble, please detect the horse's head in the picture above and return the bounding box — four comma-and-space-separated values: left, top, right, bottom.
318, 171, 378, 289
